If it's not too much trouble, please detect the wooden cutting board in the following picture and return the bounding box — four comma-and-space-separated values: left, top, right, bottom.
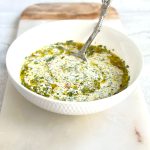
0, 3, 150, 150
21, 3, 118, 20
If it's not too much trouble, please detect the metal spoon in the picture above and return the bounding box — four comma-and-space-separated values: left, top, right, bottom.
73, 0, 111, 61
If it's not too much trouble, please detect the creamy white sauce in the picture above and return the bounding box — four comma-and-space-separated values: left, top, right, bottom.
20, 42, 129, 102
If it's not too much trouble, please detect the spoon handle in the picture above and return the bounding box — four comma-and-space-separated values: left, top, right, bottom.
80, 0, 111, 57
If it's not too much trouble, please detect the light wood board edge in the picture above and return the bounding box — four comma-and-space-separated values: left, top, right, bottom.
21, 3, 119, 20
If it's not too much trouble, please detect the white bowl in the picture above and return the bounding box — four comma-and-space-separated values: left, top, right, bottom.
6, 20, 143, 115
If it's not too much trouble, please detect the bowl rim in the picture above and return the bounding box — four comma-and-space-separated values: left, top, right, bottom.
6, 20, 143, 105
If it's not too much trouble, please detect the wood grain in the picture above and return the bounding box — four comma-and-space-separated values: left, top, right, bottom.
21, 3, 119, 20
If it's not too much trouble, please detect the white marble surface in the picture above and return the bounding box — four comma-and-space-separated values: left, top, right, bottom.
0, 1, 150, 149
1, 82, 150, 150
0, 0, 150, 111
